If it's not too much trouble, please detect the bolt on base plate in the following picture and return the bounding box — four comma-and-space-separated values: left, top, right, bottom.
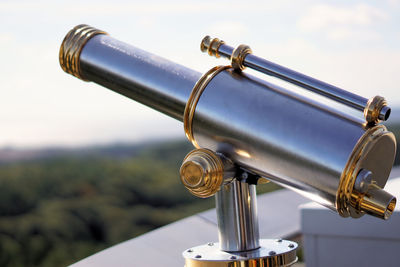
183, 239, 298, 267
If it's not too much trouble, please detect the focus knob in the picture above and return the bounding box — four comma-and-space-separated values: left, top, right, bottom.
180, 149, 224, 198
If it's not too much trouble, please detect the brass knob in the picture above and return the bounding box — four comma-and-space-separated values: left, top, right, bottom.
364, 95, 390, 124
180, 149, 224, 198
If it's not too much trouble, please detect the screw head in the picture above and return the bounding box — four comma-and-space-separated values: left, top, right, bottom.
269, 251, 276, 256
187, 249, 193, 253
195, 255, 202, 259
354, 169, 373, 193
276, 239, 282, 242
288, 244, 295, 248
207, 242, 214, 246
230, 256, 237, 260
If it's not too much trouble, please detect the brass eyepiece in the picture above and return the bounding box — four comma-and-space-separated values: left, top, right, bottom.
59, 24, 107, 81
180, 149, 224, 198
352, 183, 397, 220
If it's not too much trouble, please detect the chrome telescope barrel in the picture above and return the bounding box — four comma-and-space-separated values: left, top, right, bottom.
191, 68, 396, 220
59, 25, 201, 121
200, 36, 391, 124
59, 25, 396, 220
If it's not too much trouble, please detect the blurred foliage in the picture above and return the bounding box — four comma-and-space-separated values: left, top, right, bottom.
0, 140, 280, 267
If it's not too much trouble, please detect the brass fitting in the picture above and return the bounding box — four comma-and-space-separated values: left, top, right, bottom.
200, 35, 252, 71
184, 65, 231, 148
355, 184, 396, 220
59, 24, 107, 81
364, 95, 390, 124
180, 149, 225, 198
201, 36, 225, 58
337, 125, 397, 219
230, 44, 252, 71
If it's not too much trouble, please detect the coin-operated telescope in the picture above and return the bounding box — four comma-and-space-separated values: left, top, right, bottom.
60, 25, 396, 266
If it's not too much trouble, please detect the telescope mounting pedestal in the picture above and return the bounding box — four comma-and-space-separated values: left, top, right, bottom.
181, 153, 298, 267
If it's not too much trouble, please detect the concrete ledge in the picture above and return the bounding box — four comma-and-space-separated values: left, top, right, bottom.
70, 189, 309, 267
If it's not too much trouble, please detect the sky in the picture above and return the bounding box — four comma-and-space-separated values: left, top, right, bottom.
0, 0, 399, 148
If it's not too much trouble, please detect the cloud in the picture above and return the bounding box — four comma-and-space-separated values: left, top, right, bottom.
388, 0, 400, 6
326, 27, 381, 41
298, 4, 387, 32
297, 4, 388, 41
206, 21, 247, 41
0, 0, 294, 18
0, 33, 14, 43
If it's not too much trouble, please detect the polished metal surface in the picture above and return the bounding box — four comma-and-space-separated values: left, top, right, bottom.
215, 179, 259, 252
192, 68, 396, 218
77, 34, 201, 121
200, 37, 391, 123
183, 239, 297, 267
59, 25, 397, 220
245, 53, 367, 110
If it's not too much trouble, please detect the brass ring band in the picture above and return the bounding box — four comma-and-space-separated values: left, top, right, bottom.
184, 65, 231, 148
231, 44, 252, 71
364, 95, 387, 124
59, 24, 107, 81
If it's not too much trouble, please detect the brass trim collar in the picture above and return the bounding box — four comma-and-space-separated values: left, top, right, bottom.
364, 95, 390, 125
184, 65, 231, 148
231, 44, 252, 71
59, 24, 107, 81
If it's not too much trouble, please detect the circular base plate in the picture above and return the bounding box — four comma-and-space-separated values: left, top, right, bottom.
183, 239, 298, 267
